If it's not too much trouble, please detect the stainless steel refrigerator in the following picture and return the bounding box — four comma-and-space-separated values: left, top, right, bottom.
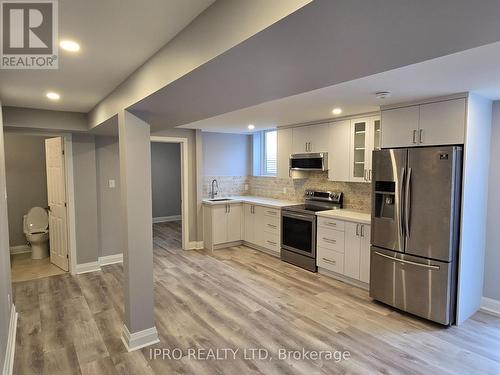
370, 146, 462, 325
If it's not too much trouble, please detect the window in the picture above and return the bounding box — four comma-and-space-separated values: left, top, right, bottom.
262, 130, 277, 176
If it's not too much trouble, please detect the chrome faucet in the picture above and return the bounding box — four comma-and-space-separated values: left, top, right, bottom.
209, 179, 219, 199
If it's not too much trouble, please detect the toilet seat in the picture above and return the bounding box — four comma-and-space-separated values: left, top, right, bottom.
24, 207, 48, 235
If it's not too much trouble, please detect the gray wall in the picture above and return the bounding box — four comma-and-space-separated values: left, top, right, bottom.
4, 134, 49, 247
202, 132, 251, 176
72, 134, 99, 264
96, 136, 122, 257
3, 106, 87, 132
0, 103, 14, 372
151, 142, 181, 218
484, 100, 500, 301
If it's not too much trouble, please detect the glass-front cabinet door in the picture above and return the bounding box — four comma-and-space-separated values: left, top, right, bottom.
349, 116, 380, 183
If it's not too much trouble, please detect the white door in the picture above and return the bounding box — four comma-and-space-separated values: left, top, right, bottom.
243, 204, 255, 243
308, 123, 330, 153
291, 126, 310, 153
381, 106, 419, 148
212, 205, 227, 245
344, 222, 361, 279
226, 203, 242, 242
45, 137, 69, 271
328, 120, 350, 182
418, 99, 466, 146
359, 224, 371, 283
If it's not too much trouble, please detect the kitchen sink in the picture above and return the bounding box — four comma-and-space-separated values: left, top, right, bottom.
208, 198, 233, 202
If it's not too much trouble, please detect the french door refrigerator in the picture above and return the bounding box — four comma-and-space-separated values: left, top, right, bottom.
370, 146, 462, 325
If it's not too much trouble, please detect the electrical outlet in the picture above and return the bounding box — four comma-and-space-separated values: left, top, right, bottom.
244, 184, 249, 191
109, 179, 115, 188
283, 187, 287, 194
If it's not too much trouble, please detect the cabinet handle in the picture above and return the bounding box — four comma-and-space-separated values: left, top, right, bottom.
229, 204, 231, 213
419, 129, 423, 144
266, 240, 277, 246
360, 225, 364, 237
322, 237, 336, 244
369, 169, 372, 181
322, 258, 337, 265
325, 221, 337, 227
267, 210, 276, 216
356, 224, 359, 236
267, 224, 277, 229
412, 130, 417, 144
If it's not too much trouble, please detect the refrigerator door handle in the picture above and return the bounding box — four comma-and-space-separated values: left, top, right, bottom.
399, 167, 406, 240
405, 167, 412, 237
374, 251, 440, 270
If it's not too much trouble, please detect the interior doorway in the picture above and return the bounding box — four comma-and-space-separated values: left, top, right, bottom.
4, 132, 75, 282
150, 136, 188, 250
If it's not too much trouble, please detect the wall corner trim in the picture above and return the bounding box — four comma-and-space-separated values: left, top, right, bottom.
121, 324, 160, 352
2, 304, 18, 375
98, 253, 124, 266
75, 261, 101, 274
480, 297, 500, 317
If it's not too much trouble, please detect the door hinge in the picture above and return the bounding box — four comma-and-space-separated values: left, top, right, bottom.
62, 149, 65, 155
66, 254, 69, 259
64, 202, 67, 207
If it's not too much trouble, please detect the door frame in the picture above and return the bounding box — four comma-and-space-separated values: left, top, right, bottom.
150, 136, 188, 250
3, 130, 77, 274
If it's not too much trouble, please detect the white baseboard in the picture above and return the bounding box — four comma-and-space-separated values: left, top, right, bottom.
99, 253, 123, 266
121, 324, 159, 352
187, 241, 204, 250
480, 297, 500, 317
2, 304, 17, 375
75, 261, 101, 274
9, 245, 30, 255
153, 215, 181, 223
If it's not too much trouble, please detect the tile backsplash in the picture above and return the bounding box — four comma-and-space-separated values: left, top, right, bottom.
204, 172, 371, 213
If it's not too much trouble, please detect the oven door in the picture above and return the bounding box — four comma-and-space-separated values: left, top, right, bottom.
281, 211, 316, 258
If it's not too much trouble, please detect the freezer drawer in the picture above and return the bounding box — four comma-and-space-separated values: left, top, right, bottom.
369, 247, 456, 325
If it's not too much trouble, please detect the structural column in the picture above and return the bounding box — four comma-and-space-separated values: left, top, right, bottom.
118, 110, 159, 351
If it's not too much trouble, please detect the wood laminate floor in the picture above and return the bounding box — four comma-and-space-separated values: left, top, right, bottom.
12, 221, 500, 374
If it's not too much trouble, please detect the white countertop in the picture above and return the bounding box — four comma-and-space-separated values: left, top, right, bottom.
316, 209, 371, 224
202, 195, 299, 208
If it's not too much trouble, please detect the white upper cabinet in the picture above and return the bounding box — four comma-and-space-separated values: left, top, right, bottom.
328, 120, 350, 182
349, 116, 380, 183
419, 98, 466, 146
291, 124, 330, 154
381, 98, 466, 148
277, 128, 292, 178
381, 106, 420, 148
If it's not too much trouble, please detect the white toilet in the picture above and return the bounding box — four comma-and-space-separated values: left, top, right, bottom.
23, 207, 50, 260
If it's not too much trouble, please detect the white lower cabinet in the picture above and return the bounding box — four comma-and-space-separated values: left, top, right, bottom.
317, 218, 371, 286
244, 204, 280, 255
203, 203, 243, 250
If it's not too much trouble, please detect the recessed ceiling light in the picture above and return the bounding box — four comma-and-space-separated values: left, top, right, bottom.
60, 40, 80, 52
46, 92, 60, 100
332, 108, 342, 115
248, 124, 255, 130
375, 91, 391, 99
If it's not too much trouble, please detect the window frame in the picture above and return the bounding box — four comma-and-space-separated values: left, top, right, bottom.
261, 129, 277, 177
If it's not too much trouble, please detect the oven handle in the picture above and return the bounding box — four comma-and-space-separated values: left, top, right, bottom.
282, 211, 315, 221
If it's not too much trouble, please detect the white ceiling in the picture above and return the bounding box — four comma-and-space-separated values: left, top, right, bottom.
0, 0, 214, 112
180, 41, 500, 133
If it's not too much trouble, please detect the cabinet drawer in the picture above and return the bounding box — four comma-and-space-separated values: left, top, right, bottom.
317, 247, 344, 274
318, 217, 345, 231
262, 232, 280, 253
317, 227, 345, 253
263, 207, 280, 218
263, 216, 279, 234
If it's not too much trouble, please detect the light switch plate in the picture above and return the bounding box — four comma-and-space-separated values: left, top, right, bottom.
244, 184, 249, 191
109, 179, 115, 188
283, 187, 287, 194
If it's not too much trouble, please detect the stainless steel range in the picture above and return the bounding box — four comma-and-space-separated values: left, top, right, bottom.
281, 190, 343, 272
